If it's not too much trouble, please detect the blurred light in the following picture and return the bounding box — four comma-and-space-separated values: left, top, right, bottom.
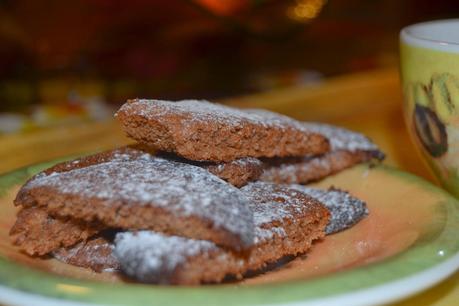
287, 0, 326, 22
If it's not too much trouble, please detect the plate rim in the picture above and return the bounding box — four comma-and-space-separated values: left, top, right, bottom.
1, 251, 459, 306
1, 161, 459, 306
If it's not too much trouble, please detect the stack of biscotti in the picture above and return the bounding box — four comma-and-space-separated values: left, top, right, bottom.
10, 99, 383, 285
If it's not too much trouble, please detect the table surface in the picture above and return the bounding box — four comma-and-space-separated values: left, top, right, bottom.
1, 67, 458, 306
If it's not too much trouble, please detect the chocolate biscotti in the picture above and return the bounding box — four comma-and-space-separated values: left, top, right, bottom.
38, 144, 262, 188
114, 182, 330, 284
115, 99, 330, 162
288, 185, 368, 234
10, 207, 101, 256
260, 123, 384, 184
10, 98, 381, 286
14, 155, 255, 251
53, 232, 120, 272
11, 185, 368, 261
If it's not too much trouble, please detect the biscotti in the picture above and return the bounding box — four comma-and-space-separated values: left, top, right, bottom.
53, 232, 119, 272
14, 155, 255, 251
114, 182, 330, 284
10, 97, 382, 286
260, 123, 384, 184
9, 207, 101, 256
288, 185, 368, 234
41, 145, 263, 188
115, 99, 330, 162
12, 185, 368, 260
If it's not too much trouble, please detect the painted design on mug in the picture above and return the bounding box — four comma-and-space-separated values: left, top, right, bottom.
413, 104, 447, 157
408, 73, 459, 155
407, 73, 459, 185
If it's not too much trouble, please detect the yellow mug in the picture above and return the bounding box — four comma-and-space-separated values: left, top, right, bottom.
400, 19, 459, 197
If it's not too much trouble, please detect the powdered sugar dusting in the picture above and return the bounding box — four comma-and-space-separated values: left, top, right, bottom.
260, 151, 344, 184
23, 155, 255, 245
243, 184, 301, 226
289, 185, 368, 234
260, 148, 381, 185
301, 123, 379, 152
246, 108, 381, 153
53, 236, 120, 272
53, 245, 80, 261
117, 99, 296, 129
113, 182, 322, 282
114, 231, 216, 283
214, 157, 262, 172
242, 182, 319, 242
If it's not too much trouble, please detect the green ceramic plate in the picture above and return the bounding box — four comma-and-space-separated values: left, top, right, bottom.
0, 161, 459, 306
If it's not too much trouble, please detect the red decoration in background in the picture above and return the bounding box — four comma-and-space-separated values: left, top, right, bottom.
194, 0, 249, 16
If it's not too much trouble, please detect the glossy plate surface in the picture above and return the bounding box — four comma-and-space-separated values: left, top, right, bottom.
0, 160, 459, 306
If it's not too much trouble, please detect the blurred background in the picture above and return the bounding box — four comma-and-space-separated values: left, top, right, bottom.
0, 0, 459, 134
